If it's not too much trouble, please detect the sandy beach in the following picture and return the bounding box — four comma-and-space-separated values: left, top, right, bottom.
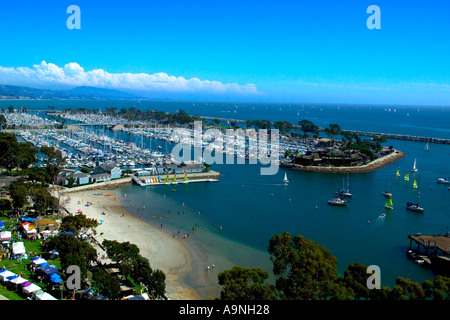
62, 189, 224, 300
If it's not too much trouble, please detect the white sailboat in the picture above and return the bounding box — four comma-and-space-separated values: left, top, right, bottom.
411, 158, 418, 173
425, 142, 430, 152
283, 172, 289, 184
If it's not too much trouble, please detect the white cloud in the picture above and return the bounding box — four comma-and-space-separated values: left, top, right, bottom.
0, 61, 261, 99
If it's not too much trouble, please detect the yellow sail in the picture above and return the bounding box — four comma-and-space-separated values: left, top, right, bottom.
396, 168, 400, 177
404, 172, 409, 181
413, 178, 418, 188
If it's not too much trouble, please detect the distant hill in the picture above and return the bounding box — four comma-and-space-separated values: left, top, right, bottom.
0, 84, 144, 100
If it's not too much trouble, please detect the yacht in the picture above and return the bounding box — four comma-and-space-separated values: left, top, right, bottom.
437, 177, 450, 184
406, 202, 424, 213
328, 198, 348, 206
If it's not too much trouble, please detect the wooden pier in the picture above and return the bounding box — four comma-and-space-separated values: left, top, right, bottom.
407, 234, 450, 274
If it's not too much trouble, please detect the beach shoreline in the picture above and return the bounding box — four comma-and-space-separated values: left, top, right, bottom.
61, 189, 224, 300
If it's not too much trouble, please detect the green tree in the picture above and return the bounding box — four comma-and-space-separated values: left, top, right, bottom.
218, 266, 276, 300
40, 145, 65, 187
0, 198, 12, 216
391, 277, 425, 300
298, 120, 319, 137
324, 123, 341, 140
59, 213, 100, 235
9, 181, 28, 213
0, 114, 7, 130
92, 267, 121, 300
273, 121, 293, 134
422, 275, 450, 300
342, 262, 371, 300
268, 232, 339, 300
49, 233, 97, 280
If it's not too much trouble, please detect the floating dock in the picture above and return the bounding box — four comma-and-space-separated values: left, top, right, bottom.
132, 171, 220, 187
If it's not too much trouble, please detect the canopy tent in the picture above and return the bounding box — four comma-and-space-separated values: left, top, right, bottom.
0, 231, 11, 241
22, 282, 41, 295
49, 273, 63, 283
41, 265, 58, 275
32, 258, 47, 265
36, 292, 57, 300
12, 242, 26, 255
6, 275, 17, 282
0, 270, 16, 282
9, 276, 27, 285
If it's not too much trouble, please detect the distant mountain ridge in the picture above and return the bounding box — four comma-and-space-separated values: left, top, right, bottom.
0, 84, 144, 100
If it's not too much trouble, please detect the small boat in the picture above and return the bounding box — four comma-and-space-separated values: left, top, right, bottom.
411, 158, 418, 173
385, 196, 393, 210
413, 178, 418, 189
283, 172, 289, 184
380, 213, 386, 218
396, 168, 401, 177
328, 197, 348, 206
182, 174, 189, 184
404, 171, 409, 181
437, 177, 450, 184
406, 202, 424, 213
382, 191, 392, 197
425, 142, 430, 152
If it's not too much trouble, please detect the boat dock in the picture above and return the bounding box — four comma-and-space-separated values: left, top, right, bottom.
131, 171, 221, 187
407, 233, 450, 274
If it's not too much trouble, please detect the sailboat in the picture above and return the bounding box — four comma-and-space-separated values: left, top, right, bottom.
182, 173, 189, 184
404, 171, 409, 181
413, 178, 418, 189
172, 174, 178, 184
385, 196, 393, 210
425, 142, 430, 152
164, 175, 170, 185
338, 174, 352, 198
411, 158, 418, 173
283, 172, 289, 184
396, 168, 401, 177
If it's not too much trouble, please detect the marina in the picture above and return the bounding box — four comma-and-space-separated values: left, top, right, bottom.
1, 102, 450, 292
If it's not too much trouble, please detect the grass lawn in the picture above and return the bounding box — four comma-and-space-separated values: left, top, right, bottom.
1, 234, 62, 300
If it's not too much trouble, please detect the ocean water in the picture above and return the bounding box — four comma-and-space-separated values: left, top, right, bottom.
5, 100, 450, 293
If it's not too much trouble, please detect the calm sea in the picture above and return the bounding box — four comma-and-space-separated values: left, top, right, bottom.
4, 99, 450, 294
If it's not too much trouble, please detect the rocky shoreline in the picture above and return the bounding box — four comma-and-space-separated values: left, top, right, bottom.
283, 149, 406, 174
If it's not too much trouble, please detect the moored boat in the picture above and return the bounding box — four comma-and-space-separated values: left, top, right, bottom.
406, 202, 424, 213
328, 197, 348, 206
437, 177, 450, 184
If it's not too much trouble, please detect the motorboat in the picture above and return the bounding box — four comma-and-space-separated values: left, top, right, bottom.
328, 198, 348, 206
406, 202, 424, 213
437, 177, 450, 184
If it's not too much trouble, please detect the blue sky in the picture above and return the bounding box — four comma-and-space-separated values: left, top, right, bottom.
0, 0, 449, 106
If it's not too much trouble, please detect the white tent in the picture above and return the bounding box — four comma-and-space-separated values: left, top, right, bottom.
12, 242, 26, 255
32, 258, 47, 265
9, 276, 27, 285
36, 292, 57, 300
0, 270, 16, 282
0, 231, 11, 241
22, 283, 41, 295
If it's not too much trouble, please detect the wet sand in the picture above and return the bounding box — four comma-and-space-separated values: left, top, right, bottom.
62, 189, 225, 300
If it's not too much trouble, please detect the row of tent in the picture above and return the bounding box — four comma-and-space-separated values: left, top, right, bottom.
0, 268, 57, 300
30, 256, 64, 283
